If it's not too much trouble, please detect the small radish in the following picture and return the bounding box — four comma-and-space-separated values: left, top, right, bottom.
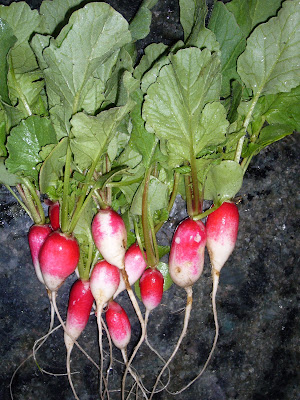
114, 243, 147, 299
28, 224, 52, 285
105, 300, 131, 350
106, 300, 146, 398
140, 268, 164, 312
92, 208, 127, 269
150, 218, 206, 399
39, 231, 80, 293
49, 201, 60, 231
90, 260, 120, 398
64, 279, 94, 400
171, 202, 239, 395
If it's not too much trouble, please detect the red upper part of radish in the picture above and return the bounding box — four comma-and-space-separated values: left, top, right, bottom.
114, 243, 147, 298
39, 231, 80, 292
139, 268, 164, 311
169, 218, 206, 288
92, 208, 127, 269
64, 279, 94, 348
28, 224, 52, 285
49, 201, 60, 231
206, 202, 239, 272
90, 260, 120, 306
106, 300, 131, 350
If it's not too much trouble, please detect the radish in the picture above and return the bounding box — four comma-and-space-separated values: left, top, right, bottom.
92, 208, 127, 269
171, 202, 239, 394
106, 300, 147, 399
139, 268, 164, 312
39, 231, 80, 293
90, 260, 120, 398
28, 224, 52, 285
49, 201, 60, 231
150, 217, 206, 399
114, 243, 147, 299
64, 279, 94, 400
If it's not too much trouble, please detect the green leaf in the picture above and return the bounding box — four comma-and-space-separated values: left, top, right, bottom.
39, 137, 68, 195
143, 47, 222, 168
0, 157, 20, 185
130, 176, 169, 215
70, 103, 134, 171
237, 1, 300, 96
204, 160, 243, 204
134, 43, 168, 81
226, 0, 283, 38
0, 2, 41, 74
39, 0, 84, 34
0, 110, 7, 157
0, 18, 16, 104
39, 3, 132, 135
179, 0, 206, 41
242, 124, 295, 159
129, 0, 159, 42
208, 2, 246, 98
6, 116, 57, 181
263, 86, 300, 131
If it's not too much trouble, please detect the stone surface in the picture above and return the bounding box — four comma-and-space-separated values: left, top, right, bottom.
0, 1, 299, 400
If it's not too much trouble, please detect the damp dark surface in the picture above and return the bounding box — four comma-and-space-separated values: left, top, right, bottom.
0, 1, 299, 400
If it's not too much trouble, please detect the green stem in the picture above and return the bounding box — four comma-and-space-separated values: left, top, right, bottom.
141, 167, 157, 267
61, 143, 72, 232
5, 185, 33, 220
22, 178, 45, 224
155, 171, 179, 233
190, 155, 202, 217
68, 187, 94, 234
184, 174, 193, 217
133, 216, 147, 265
20, 183, 41, 224
193, 204, 218, 221
234, 90, 261, 163
147, 205, 159, 264
78, 238, 93, 281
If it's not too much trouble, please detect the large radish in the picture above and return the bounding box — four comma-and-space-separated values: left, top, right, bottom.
150, 217, 206, 399
39, 231, 80, 293
64, 279, 94, 400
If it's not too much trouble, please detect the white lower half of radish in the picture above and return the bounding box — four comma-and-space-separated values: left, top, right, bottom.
207, 239, 235, 272
42, 273, 64, 293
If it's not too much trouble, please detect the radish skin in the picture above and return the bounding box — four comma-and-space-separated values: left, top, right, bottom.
92, 208, 127, 269
49, 201, 60, 231
140, 269, 164, 312
39, 231, 80, 292
64, 279, 94, 400
150, 218, 206, 399
114, 243, 147, 299
28, 224, 52, 285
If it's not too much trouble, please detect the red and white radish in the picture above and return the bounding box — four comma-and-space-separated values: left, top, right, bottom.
150, 217, 206, 399
64, 279, 94, 400
90, 260, 120, 397
172, 202, 239, 395
114, 243, 147, 299
39, 231, 80, 293
92, 208, 127, 269
28, 224, 52, 285
140, 268, 164, 312
106, 300, 131, 351
49, 201, 60, 231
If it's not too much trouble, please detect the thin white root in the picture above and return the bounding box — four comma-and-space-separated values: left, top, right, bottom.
121, 349, 148, 400
144, 310, 171, 393
149, 286, 193, 400
96, 305, 109, 400
66, 346, 80, 400
101, 316, 112, 400
167, 272, 220, 395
